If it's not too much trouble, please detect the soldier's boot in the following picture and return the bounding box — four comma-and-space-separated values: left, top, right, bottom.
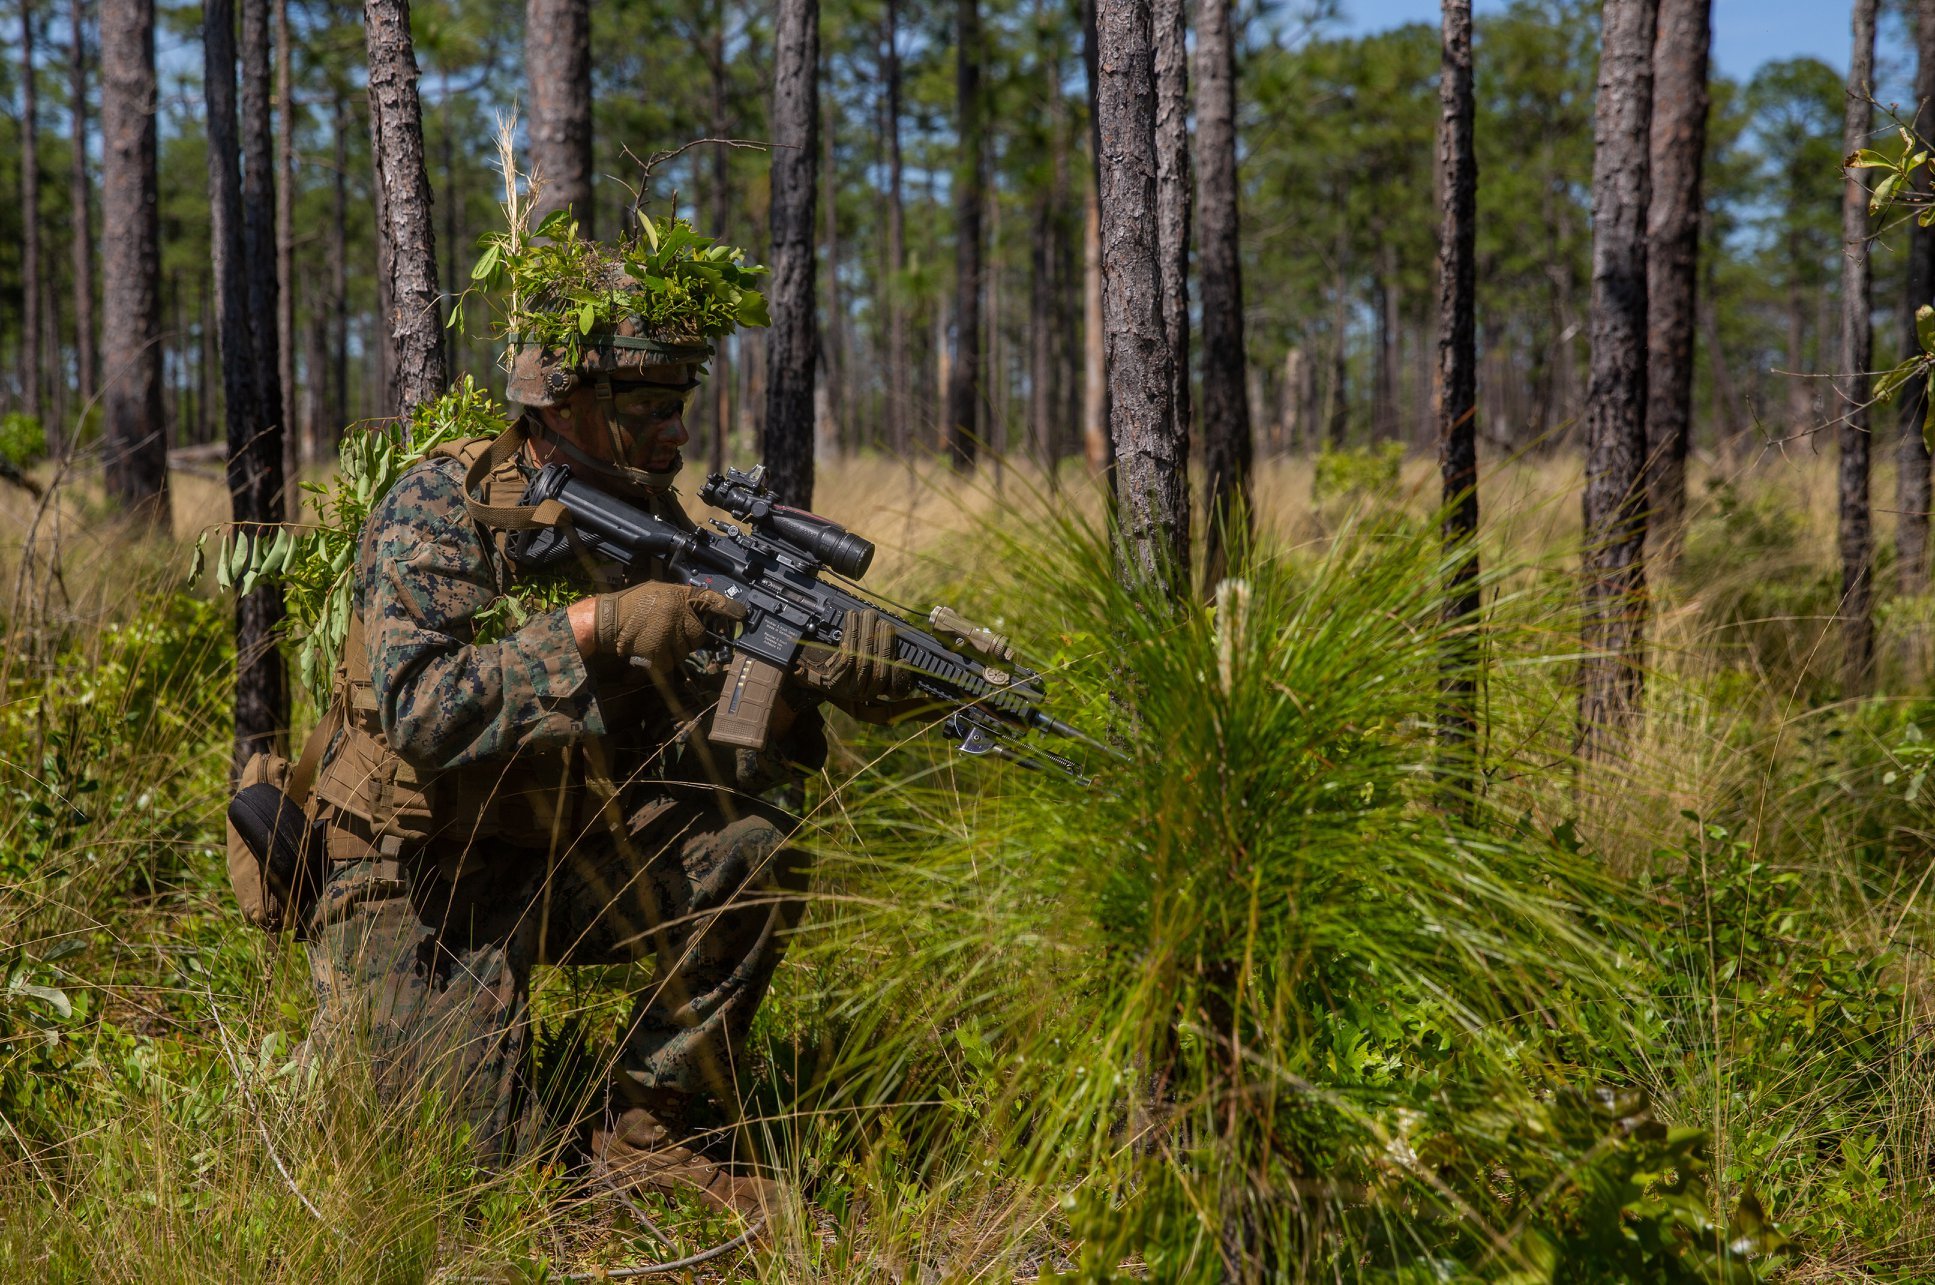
589, 1105, 781, 1230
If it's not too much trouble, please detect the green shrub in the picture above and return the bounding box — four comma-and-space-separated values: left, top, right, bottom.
0, 411, 45, 469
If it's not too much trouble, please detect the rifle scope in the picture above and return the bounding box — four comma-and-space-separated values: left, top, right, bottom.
701, 467, 876, 579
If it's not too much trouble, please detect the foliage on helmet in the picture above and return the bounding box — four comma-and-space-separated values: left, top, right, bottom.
459, 207, 770, 366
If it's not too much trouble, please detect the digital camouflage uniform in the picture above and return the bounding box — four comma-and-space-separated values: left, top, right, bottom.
305, 433, 821, 1163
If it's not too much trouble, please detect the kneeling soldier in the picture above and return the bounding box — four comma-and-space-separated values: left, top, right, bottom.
302, 271, 906, 1225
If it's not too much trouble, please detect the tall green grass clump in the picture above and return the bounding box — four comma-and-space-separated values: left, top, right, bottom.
775, 507, 1783, 1280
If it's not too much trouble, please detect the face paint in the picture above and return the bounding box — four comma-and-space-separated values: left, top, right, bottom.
572, 375, 698, 494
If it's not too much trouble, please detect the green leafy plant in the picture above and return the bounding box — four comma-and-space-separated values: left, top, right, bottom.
203, 376, 509, 700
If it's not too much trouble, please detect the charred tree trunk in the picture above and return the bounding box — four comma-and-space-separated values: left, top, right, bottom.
21, 1, 43, 443
1579, 0, 1657, 759
99, 0, 164, 516
1437, 0, 1479, 750
946, 0, 985, 470
763, 0, 818, 507
69, 0, 97, 408
1902, 0, 1935, 595
1197, 0, 1249, 586
208, 0, 286, 770
1153, 0, 1190, 477
1841, 0, 1878, 686
1097, 0, 1185, 596
1642, 0, 1709, 566
365, 0, 448, 417
526, 0, 592, 234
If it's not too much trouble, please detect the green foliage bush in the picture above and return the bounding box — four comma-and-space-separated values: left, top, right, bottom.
0, 411, 45, 469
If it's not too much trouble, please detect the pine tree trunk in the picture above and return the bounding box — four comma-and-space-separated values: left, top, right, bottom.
1197, 0, 1250, 586
208, 0, 287, 771
1096, 0, 1185, 597
241, 0, 284, 497
1579, 0, 1657, 759
526, 0, 591, 235
1841, 0, 1879, 687
821, 92, 844, 451
946, 0, 984, 470
99, 0, 164, 516
1153, 0, 1190, 475
1642, 0, 1708, 566
1903, 0, 1935, 595
21, 1, 43, 444
365, 0, 447, 418
763, 0, 818, 507
707, 4, 730, 473
328, 86, 348, 442
882, 0, 908, 459
274, 0, 296, 474
1436, 0, 1479, 748
1082, 182, 1107, 470
68, 0, 97, 408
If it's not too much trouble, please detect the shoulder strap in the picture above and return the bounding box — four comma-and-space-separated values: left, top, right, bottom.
459, 420, 570, 532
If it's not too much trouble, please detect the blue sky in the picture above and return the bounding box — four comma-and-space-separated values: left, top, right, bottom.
1339, 0, 1857, 83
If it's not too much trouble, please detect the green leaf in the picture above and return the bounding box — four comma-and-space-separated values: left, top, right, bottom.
534, 208, 574, 240
1923, 370, 1935, 453
188, 530, 210, 584
639, 216, 660, 253
736, 290, 771, 329
1871, 171, 1903, 213
470, 242, 501, 281
578, 302, 596, 335
9, 978, 71, 1020
1876, 355, 1921, 404
1850, 148, 1898, 170
1916, 305, 1935, 356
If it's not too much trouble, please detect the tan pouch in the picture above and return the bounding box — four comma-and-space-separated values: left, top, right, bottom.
226, 751, 293, 931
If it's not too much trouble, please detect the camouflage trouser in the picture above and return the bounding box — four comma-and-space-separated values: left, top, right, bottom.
303, 784, 808, 1164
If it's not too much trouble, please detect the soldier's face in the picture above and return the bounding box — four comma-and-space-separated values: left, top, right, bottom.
607, 383, 693, 472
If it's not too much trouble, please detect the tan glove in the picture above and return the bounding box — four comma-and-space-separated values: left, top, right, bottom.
797, 608, 916, 704
593, 582, 747, 672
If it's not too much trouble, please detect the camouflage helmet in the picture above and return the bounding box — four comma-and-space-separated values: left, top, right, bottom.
506, 313, 712, 408
503, 268, 715, 408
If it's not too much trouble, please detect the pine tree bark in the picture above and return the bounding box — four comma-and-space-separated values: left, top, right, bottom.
1579, 0, 1657, 759
365, 0, 448, 417
68, 0, 97, 408
1437, 0, 1479, 747
1841, 0, 1879, 687
882, 0, 909, 459
821, 93, 843, 450
328, 86, 348, 440
208, 0, 286, 770
1153, 0, 1190, 477
1081, 0, 1110, 474
241, 0, 284, 450
1197, 0, 1249, 586
526, 0, 592, 234
946, 0, 984, 470
274, 0, 296, 470
706, 1, 730, 473
763, 0, 818, 507
1097, 0, 1185, 596
99, 0, 164, 516
21, 1, 43, 443
1901, 0, 1935, 595
1642, 0, 1708, 566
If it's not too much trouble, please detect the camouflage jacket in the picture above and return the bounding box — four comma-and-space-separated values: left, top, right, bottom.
355, 450, 613, 771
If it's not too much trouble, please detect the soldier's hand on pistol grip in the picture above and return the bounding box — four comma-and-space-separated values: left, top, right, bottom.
592, 582, 747, 673
796, 608, 916, 705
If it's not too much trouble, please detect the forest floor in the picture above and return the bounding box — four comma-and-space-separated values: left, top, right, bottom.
2, 440, 1933, 1282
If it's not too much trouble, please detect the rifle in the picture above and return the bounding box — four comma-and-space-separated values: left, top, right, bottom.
508, 463, 1104, 779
